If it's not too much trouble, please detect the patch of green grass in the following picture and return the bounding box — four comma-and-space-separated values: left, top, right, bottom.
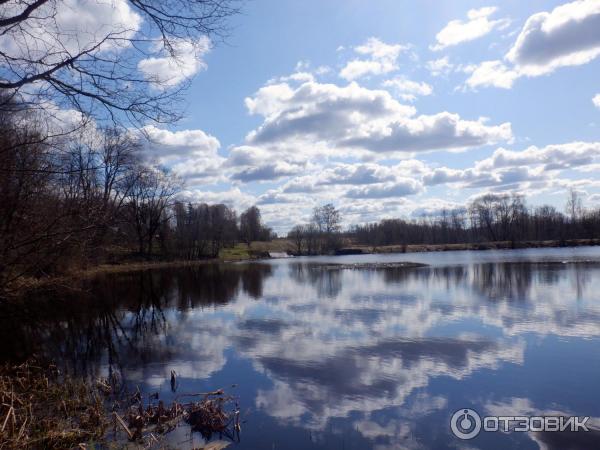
219, 244, 252, 260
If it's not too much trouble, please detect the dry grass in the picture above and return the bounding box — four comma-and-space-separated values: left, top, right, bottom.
0, 361, 239, 450
0, 361, 108, 449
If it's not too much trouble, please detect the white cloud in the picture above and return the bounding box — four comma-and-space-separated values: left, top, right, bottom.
431, 6, 509, 51
426, 56, 454, 76
382, 78, 433, 101
339, 38, 408, 80
138, 36, 211, 88
143, 125, 220, 160
245, 79, 512, 156
243, 138, 599, 220
141, 125, 223, 183
466, 0, 600, 89
346, 179, 423, 199
317, 163, 400, 186
475, 141, 600, 171
465, 60, 519, 89
224, 145, 309, 183
594, 93, 600, 108
177, 187, 255, 210
424, 141, 600, 191
506, 0, 600, 74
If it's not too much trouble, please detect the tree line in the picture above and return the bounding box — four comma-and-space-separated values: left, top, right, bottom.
351, 192, 600, 247
287, 204, 343, 255
1, 0, 242, 295
0, 99, 274, 292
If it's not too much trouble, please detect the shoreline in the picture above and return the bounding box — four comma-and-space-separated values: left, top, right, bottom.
351, 238, 600, 255
5, 238, 600, 297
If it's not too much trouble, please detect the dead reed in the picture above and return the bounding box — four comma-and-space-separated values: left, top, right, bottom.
0, 361, 240, 449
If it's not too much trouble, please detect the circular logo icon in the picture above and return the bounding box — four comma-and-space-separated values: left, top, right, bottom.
451, 408, 482, 440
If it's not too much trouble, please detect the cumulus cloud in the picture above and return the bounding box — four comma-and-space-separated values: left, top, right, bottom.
177, 187, 255, 210
141, 125, 223, 183
346, 179, 423, 199
474, 141, 600, 171
224, 145, 309, 183
424, 141, 600, 191
138, 36, 211, 88
339, 112, 512, 153
466, 0, 600, 89
594, 93, 600, 108
431, 6, 510, 51
317, 163, 399, 186
382, 78, 433, 101
159, 108, 599, 228
339, 38, 408, 80
143, 125, 220, 160
464, 60, 519, 89
506, 0, 600, 74
426, 56, 454, 76
245, 79, 512, 156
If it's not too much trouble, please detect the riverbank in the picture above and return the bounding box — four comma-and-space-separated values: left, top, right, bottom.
3, 242, 284, 296
4, 238, 600, 298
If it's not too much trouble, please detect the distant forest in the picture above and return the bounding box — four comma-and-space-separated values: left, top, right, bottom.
349, 191, 600, 247
285, 193, 600, 255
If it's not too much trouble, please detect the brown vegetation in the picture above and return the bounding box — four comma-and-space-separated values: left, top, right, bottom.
0, 360, 239, 449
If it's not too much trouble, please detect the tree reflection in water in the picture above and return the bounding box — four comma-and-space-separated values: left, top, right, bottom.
0, 263, 273, 377
1, 257, 600, 450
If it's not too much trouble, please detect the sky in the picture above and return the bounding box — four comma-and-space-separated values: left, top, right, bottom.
106, 0, 600, 232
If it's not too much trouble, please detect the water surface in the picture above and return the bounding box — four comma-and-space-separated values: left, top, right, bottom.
3, 247, 600, 449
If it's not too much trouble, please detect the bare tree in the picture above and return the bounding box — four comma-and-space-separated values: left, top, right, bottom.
0, 0, 240, 126
349, 195, 599, 248
313, 204, 341, 235
122, 166, 178, 255
240, 206, 262, 246
287, 225, 305, 255
312, 203, 342, 252
566, 188, 583, 222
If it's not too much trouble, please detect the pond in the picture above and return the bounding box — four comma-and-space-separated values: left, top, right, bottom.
2, 246, 600, 449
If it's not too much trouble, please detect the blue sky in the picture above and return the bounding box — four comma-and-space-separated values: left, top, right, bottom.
143, 0, 600, 232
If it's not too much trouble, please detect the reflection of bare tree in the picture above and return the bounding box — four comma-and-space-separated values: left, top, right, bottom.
469, 262, 592, 302
381, 265, 467, 286
240, 264, 273, 299
288, 263, 342, 298
0, 263, 273, 375
470, 263, 533, 302
570, 264, 591, 301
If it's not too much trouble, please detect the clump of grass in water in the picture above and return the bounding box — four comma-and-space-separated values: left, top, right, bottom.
0, 361, 240, 449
